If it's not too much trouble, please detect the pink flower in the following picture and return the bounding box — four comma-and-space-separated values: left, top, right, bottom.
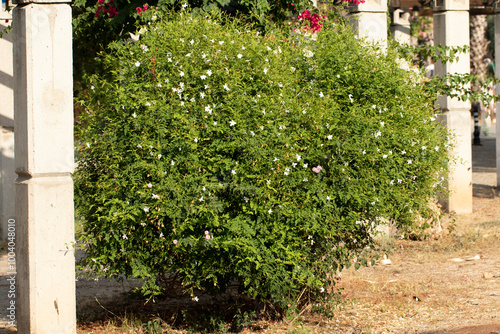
204, 230, 209, 235
143, 4, 149, 10
312, 165, 322, 173
173, 239, 178, 245
147, 183, 152, 188
136, 7, 142, 14
205, 235, 211, 240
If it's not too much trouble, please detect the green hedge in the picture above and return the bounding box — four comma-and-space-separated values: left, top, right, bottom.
75, 10, 450, 313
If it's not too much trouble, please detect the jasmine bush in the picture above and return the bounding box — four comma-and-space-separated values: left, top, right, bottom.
75, 10, 450, 313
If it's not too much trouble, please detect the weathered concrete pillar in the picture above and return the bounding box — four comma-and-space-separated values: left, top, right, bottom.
433, 0, 472, 213
495, 4, 500, 188
390, 8, 411, 44
13, 0, 76, 332
348, 0, 388, 49
0, 7, 15, 241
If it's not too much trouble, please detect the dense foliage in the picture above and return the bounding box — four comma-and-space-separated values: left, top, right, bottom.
75, 10, 451, 313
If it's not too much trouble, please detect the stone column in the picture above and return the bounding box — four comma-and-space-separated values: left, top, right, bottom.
390, 8, 411, 44
348, 0, 388, 49
433, 0, 472, 213
12, 0, 76, 332
495, 4, 500, 188
0, 6, 15, 241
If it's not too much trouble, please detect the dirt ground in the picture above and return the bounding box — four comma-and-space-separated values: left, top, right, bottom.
1, 135, 499, 334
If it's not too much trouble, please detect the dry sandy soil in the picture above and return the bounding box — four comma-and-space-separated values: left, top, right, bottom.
1, 138, 499, 334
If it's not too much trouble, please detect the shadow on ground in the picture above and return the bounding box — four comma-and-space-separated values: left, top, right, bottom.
420, 323, 500, 334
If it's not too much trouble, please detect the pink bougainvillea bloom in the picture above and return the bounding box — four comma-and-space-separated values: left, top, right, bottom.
97, 0, 104, 4
143, 4, 149, 10
136, 7, 142, 14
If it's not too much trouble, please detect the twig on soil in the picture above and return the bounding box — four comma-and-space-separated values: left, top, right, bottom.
94, 297, 120, 318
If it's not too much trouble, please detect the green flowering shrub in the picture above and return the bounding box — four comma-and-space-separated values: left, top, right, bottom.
75, 10, 450, 313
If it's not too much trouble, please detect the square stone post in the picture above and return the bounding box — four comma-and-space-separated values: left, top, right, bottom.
495, 4, 500, 187
12, 0, 76, 332
348, 0, 388, 49
0, 8, 15, 241
433, 0, 472, 213
390, 8, 411, 45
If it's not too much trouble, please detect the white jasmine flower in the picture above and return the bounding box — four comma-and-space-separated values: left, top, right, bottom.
263, 68, 268, 74
435, 146, 439, 151
152, 194, 159, 199
268, 209, 272, 214
194, 138, 198, 143
157, 154, 162, 159
250, 131, 255, 136
144, 207, 149, 212
229, 120, 236, 126
408, 160, 412, 164
319, 92, 324, 97
199, 196, 204, 202
122, 234, 128, 239
231, 170, 236, 175
303, 177, 308, 182
237, 54, 243, 58
135, 62, 141, 67
180, 71, 185, 77
380, 122, 385, 127
348, 94, 353, 103
171, 160, 175, 166
200, 75, 207, 80
223, 83, 230, 91
422, 146, 427, 150
327, 135, 333, 140
383, 155, 388, 159
207, 70, 212, 76
402, 150, 406, 155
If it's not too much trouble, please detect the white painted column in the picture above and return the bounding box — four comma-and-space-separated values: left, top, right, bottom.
12, 0, 76, 332
433, 0, 472, 213
0, 8, 15, 241
348, 0, 388, 49
390, 8, 411, 44
495, 4, 500, 187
